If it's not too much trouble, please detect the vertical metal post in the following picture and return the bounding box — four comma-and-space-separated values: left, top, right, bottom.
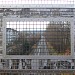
9, 59, 12, 69
19, 59, 22, 69
0, 59, 3, 69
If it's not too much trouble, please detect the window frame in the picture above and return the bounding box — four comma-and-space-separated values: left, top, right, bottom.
3, 17, 74, 59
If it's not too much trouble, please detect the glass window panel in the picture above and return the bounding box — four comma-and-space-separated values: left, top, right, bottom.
6, 21, 71, 55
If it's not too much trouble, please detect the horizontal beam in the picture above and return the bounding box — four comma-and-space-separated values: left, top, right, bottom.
0, 69, 75, 73
4, 17, 73, 22
3, 55, 73, 60
0, 4, 74, 8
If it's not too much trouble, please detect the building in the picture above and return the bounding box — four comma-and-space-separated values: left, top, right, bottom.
6, 28, 19, 45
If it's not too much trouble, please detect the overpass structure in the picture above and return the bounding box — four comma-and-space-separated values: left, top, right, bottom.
0, 4, 75, 75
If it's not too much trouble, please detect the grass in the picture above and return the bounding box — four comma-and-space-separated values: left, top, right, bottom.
46, 42, 58, 55
46, 42, 71, 55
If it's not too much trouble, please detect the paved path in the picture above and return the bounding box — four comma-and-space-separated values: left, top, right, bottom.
33, 36, 49, 55
31, 36, 49, 69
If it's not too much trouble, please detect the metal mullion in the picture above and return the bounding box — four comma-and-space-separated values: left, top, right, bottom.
26, 21, 27, 55
39, 21, 41, 55
62, 22, 65, 55
22, 22, 24, 55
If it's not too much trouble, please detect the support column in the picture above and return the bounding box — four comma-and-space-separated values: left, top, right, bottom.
19, 59, 22, 69
0, 59, 3, 69
9, 59, 12, 69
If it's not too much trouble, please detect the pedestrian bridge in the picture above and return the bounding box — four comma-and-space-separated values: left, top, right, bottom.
0, 4, 75, 75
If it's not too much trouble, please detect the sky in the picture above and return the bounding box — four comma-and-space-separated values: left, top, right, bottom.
7, 22, 49, 31
0, 0, 74, 4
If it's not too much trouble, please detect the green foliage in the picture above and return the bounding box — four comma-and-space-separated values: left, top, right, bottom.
22, 40, 32, 55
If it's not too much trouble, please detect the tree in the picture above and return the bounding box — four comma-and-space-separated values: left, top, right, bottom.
44, 23, 70, 54
22, 40, 32, 55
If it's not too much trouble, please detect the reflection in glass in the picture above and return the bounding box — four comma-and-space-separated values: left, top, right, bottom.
6, 21, 71, 55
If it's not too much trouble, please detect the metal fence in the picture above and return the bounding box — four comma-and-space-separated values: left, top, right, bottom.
0, 59, 75, 70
